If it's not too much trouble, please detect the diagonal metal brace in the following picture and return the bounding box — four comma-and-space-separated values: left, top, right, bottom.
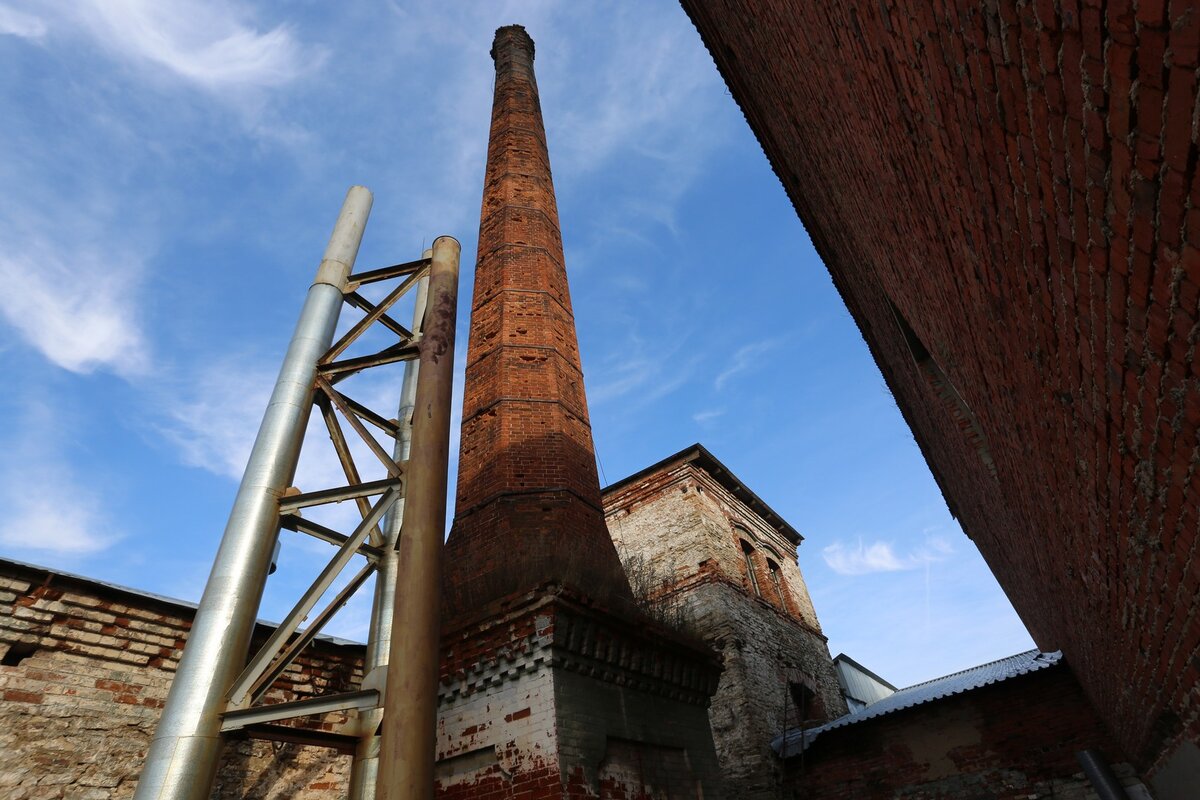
221, 689, 380, 732
247, 560, 377, 705
321, 342, 421, 385
316, 376, 404, 478
322, 270, 425, 364
278, 478, 399, 513
280, 514, 384, 560
228, 486, 400, 707
345, 257, 430, 291
345, 292, 413, 341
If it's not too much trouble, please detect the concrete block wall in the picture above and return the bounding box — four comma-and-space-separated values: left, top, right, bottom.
0, 560, 358, 799
680, 1, 1200, 791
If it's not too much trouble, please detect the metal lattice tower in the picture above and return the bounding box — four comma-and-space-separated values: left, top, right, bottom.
133, 187, 459, 800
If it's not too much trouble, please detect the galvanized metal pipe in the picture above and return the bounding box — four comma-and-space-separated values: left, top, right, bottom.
377, 236, 460, 800
348, 252, 431, 800
133, 187, 373, 800
1077, 750, 1131, 800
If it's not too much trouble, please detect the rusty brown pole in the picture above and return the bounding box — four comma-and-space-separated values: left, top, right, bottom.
377, 235, 460, 800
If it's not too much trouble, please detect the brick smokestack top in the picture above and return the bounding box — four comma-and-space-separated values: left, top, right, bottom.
441, 26, 633, 620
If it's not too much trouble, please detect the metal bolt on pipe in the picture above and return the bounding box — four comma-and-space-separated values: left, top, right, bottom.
348, 251, 432, 800
133, 187, 373, 800
377, 236, 460, 800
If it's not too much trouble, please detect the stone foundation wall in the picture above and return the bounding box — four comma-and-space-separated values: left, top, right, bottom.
0, 560, 358, 800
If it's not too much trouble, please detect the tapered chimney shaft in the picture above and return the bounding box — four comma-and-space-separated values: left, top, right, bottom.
442, 25, 632, 618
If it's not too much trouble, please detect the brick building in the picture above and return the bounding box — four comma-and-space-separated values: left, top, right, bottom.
776, 650, 1151, 799
433, 25, 724, 799
603, 444, 846, 799
9, 6, 1196, 796
679, 1, 1200, 795
0, 558, 355, 800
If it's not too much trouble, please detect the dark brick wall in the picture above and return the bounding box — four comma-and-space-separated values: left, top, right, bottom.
786, 663, 1130, 799
681, 0, 1199, 783
442, 24, 631, 619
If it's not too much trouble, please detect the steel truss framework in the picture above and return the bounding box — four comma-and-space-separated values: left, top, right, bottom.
134, 187, 459, 800
221, 254, 427, 725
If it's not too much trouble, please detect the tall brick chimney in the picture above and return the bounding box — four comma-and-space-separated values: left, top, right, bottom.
442, 25, 632, 619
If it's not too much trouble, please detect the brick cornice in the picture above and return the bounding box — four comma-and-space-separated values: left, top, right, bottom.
438, 587, 721, 704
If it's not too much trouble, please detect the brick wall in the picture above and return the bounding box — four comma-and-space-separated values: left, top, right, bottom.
0, 560, 358, 799
605, 450, 846, 799
786, 662, 1145, 800
680, 0, 1200, 789
435, 587, 724, 799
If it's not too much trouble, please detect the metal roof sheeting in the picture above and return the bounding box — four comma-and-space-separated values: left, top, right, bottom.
773, 649, 1063, 757
834, 653, 898, 707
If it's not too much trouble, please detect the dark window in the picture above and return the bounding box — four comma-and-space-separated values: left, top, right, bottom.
767, 558, 785, 604
740, 539, 761, 597
790, 679, 826, 723
1, 643, 36, 667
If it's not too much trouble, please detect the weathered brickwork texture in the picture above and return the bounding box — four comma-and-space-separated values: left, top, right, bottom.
442, 24, 632, 619
436, 588, 725, 799
681, 0, 1200, 788
605, 448, 847, 799
0, 560, 360, 799
786, 663, 1141, 800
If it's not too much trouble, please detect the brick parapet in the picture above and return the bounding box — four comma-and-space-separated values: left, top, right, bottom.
435, 584, 725, 798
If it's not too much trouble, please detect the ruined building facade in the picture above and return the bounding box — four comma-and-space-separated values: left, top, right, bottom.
603, 445, 846, 798
680, 1, 1200, 795
0, 559, 354, 800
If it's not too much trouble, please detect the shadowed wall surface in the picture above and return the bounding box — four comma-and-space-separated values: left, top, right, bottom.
680, 0, 1200, 790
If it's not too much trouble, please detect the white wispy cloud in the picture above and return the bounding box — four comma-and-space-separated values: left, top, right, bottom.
0, 401, 117, 555
589, 352, 696, 406
0, 218, 150, 377
0, 4, 46, 38
714, 338, 779, 391
54, 0, 314, 90
157, 350, 407, 491
692, 408, 724, 426
822, 536, 954, 576
548, 6, 724, 182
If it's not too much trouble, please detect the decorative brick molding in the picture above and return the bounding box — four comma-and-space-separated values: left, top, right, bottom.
439, 586, 720, 706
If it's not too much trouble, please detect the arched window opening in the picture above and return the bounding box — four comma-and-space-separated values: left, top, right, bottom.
767, 558, 785, 605
739, 538, 761, 597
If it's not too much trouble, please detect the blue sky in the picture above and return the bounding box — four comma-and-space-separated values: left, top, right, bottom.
0, 1, 1033, 689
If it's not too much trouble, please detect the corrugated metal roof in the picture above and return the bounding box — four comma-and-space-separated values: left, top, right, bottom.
773, 649, 1063, 757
